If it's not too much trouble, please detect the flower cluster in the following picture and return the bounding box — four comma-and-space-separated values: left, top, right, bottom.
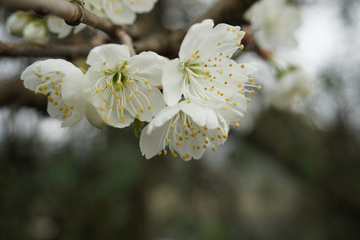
140, 19, 259, 160
6, 11, 49, 44
21, 19, 258, 161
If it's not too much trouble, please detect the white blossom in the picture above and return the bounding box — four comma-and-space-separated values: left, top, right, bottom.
47, 16, 86, 39
269, 68, 314, 110
6, 11, 34, 37
20, 59, 101, 127
23, 20, 50, 45
83, 44, 166, 128
140, 101, 229, 160
102, 0, 158, 25
244, 0, 301, 50
162, 19, 258, 123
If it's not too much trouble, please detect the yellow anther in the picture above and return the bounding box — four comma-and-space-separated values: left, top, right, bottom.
54, 102, 58, 105
103, 98, 107, 102
148, 105, 151, 109
229, 73, 233, 77
126, 98, 129, 102
237, 84, 242, 87
258, 85, 262, 90
43, 92, 48, 96
107, 83, 112, 88
225, 98, 230, 102
235, 123, 240, 127
51, 81, 54, 85
173, 154, 177, 158
232, 28, 236, 33
148, 88, 152, 92
108, 105, 113, 109
158, 151, 162, 156
237, 33, 242, 37
193, 145, 196, 150
222, 133, 227, 138
170, 125, 175, 129
101, 107, 105, 111
103, 68, 108, 72
205, 64, 208, 67
63, 107, 69, 113
185, 130, 189, 135
136, 113, 140, 118
202, 133, 206, 137
124, 65, 128, 69
224, 82, 228, 84
250, 90, 255, 95
59, 79, 63, 82
164, 150, 167, 155
187, 100, 191, 103
43, 85, 48, 90
240, 44, 244, 49
140, 109, 144, 113
191, 52, 196, 58
46, 76, 50, 80
229, 64, 233, 67
217, 40, 221, 46
240, 91, 245, 95
70, 106, 74, 109
117, 81, 123, 87
214, 64, 217, 67
212, 147, 216, 151
59, 107, 64, 111
38, 86, 43, 91
236, 42, 240, 47
211, 137, 215, 141
168, 139, 171, 144
203, 144, 207, 149
249, 78, 254, 82
113, 8, 122, 13
111, 90, 115, 95
120, 114, 125, 121
55, 86, 60, 91
176, 142, 181, 146
191, 126, 195, 131
218, 134, 222, 139
204, 96, 208, 100
117, 95, 120, 99
227, 26, 230, 31
63, 114, 67, 118
103, 116, 110, 122
247, 98, 251, 102
179, 137, 183, 141
220, 69, 223, 74
241, 64, 245, 68
144, 80, 149, 84
55, 91, 59, 96
233, 102, 237, 106
41, 81, 45, 84
215, 57, 218, 60
226, 55, 229, 58
135, 71, 139, 75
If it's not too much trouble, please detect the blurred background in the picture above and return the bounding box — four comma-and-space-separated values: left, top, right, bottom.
1, 0, 360, 239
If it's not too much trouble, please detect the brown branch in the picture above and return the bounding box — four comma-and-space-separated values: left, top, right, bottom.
0, 41, 92, 58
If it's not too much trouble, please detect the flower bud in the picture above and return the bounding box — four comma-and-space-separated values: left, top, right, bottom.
23, 20, 50, 45
6, 11, 34, 37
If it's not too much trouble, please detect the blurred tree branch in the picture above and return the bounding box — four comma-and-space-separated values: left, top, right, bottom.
0, 41, 92, 58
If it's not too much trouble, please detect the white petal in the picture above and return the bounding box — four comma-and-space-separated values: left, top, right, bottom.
85, 103, 107, 129
140, 123, 168, 159
21, 61, 43, 91
126, 84, 165, 122
127, 51, 167, 86
103, 0, 136, 25
61, 103, 86, 127
47, 16, 73, 38
86, 44, 130, 71
162, 58, 185, 106
74, 23, 87, 34
146, 104, 180, 134
61, 67, 85, 106
124, 0, 157, 13
179, 19, 214, 61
